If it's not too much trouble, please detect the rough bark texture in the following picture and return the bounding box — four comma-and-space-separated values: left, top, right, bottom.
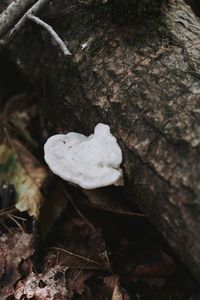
3, 0, 200, 279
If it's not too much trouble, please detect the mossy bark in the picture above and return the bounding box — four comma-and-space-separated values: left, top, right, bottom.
3, 0, 200, 279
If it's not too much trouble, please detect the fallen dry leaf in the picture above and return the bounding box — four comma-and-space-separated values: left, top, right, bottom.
112, 279, 123, 300
0, 142, 46, 219
104, 275, 130, 300
13, 140, 47, 188
14, 265, 68, 300
0, 229, 34, 299
13, 141, 68, 237
0, 138, 68, 237
105, 275, 122, 300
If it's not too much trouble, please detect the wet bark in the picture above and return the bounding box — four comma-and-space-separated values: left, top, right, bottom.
2, 0, 200, 279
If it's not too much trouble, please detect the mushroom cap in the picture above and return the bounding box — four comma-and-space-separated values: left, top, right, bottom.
44, 123, 123, 189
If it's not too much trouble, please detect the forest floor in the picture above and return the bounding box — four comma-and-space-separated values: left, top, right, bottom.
0, 51, 199, 300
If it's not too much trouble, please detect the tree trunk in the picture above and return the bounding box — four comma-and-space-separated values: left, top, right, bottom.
3, 0, 200, 279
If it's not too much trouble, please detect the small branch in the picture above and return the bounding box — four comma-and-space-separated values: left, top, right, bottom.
27, 14, 71, 56
0, 0, 49, 48
0, 0, 36, 38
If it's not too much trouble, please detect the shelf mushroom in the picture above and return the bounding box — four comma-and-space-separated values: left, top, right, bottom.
44, 123, 123, 189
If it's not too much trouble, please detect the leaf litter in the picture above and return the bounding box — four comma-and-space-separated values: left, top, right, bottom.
0, 229, 34, 299
14, 265, 69, 300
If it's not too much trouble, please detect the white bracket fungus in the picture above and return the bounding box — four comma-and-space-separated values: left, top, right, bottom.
44, 123, 123, 189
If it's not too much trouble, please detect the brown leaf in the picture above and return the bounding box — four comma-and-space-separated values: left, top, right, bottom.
12, 140, 47, 218
14, 265, 68, 300
13, 141, 68, 236
104, 275, 129, 300
112, 281, 123, 300
0, 229, 34, 299
13, 140, 47, 188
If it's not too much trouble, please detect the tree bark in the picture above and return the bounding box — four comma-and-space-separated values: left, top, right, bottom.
3, 0, 200, 279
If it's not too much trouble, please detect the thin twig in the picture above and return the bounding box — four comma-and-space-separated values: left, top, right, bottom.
7, 214, 24, 230
0, 219, 12, 233
9, 213, 27, 221
27, 14, 71, 56
51, 247, 110, 269
0, 0, 36, 37
0, 207, 16, 217
3, 126, 15, 154
0, 0, 49, 48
